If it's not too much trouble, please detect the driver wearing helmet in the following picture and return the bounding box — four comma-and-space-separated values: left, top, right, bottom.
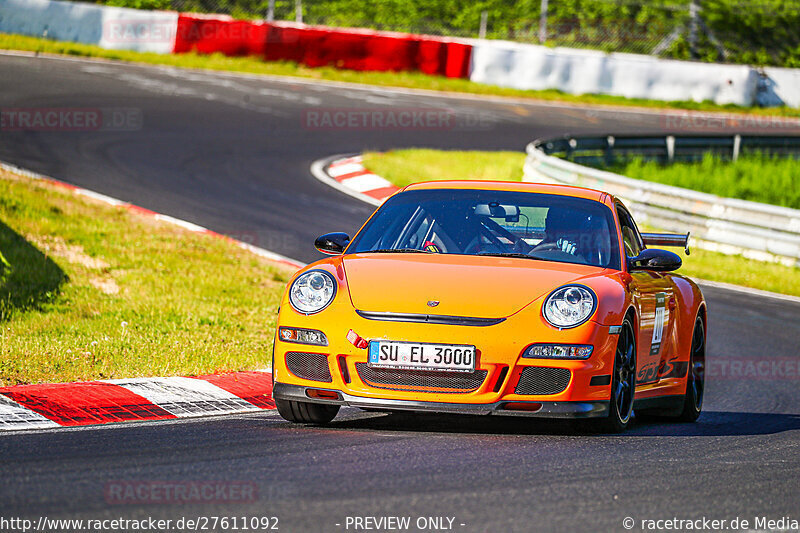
538, 207, 607, 266
541, 206, 584, 256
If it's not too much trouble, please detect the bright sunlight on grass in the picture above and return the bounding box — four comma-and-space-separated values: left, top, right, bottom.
362, 149, 526, 188
604, 153, 800, 210
0, 168, 295, 386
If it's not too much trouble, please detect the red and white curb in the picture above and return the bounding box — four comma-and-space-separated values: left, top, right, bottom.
310, 155, 399, 207
0, 160, 305, 270
0, 160, 311, 432
0, 371, 274, 431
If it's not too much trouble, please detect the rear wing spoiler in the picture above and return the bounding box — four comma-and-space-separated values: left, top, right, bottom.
641, 232, 690, 255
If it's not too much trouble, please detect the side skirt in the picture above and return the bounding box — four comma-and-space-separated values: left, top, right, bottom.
634, 395, 685, 416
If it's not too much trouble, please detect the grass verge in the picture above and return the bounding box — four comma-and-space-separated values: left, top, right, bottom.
0, 168, 295, 386
2, 32, 800, 118
602, 153, 800, 210
362, 149, 526, 188
362, 148, 800, 296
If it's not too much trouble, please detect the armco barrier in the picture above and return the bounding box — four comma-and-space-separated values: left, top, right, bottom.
524, 135, 800, 266
0, 0, 178, 54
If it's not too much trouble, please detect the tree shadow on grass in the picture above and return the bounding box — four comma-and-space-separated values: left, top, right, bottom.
0, 220, 67, 320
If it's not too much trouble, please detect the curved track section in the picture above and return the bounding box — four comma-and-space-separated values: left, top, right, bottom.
1, 53, 799, 531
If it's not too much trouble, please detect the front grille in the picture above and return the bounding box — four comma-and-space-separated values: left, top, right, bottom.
285, 352, 332, 383
356, 363, 487, 394
514, 367, 571, 395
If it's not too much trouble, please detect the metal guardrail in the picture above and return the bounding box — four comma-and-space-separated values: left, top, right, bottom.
524, 134, 800, 267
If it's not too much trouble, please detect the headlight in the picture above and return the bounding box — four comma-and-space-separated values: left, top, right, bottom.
289, 270, 337, 314
543, 285, 596, 329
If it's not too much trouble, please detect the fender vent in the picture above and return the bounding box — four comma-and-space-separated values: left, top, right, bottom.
514, 367, 571, 395
285, 352, 332, 383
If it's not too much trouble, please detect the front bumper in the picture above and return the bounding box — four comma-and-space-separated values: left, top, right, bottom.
273, 382, 609, 418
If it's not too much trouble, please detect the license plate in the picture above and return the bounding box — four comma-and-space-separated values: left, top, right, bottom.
368, 341, 476, 373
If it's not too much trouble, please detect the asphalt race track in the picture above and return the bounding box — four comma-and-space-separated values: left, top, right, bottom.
1, 53, 799, 532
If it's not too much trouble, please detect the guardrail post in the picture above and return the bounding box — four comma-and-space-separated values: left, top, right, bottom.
567, 138, 577, 160
666, 136, 675, 164
733, 134, 741, 161
605, 136, 616, 167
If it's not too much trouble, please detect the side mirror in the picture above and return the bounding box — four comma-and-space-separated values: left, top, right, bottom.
315, 232, 350, 255
628, 248, 682, 272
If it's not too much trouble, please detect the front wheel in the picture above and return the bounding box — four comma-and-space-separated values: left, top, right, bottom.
275, 398, 340, 425
595, 316, 637, 433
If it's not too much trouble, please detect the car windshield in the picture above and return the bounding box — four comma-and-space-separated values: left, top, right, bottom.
347, 189, 621, 269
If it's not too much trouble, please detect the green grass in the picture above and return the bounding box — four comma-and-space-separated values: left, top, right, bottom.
603, 153, 800, 210
0, 168, 295, 386
3, 32, 800, 118
362, 148, 800, 296
362, 149, 526, 188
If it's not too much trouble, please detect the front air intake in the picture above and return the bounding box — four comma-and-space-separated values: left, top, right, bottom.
514, 367, 571, 395
356, 364, 487, 393
285, 352, 332, 383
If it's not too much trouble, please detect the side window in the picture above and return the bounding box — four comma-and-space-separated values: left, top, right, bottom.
616, 206, 643, 258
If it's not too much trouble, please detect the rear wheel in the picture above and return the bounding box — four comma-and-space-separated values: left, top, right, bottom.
275, 399, 340, 425
677, 316, 705, 422
595, 316, 636, 433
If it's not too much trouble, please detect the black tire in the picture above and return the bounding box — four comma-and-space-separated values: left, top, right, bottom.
595, 316, 637, 433
275, 398, 340, 425
676, 316, 705, 422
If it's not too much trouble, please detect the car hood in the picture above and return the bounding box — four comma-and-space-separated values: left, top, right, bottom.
343, 253, 608, 319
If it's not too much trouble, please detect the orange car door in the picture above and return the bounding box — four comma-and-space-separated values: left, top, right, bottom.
616, 205, 673, 385
630, 272, 674, 384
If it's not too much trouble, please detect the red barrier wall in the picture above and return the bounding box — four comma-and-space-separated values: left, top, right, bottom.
174, 14, 472, 79
175, 14, 268, 56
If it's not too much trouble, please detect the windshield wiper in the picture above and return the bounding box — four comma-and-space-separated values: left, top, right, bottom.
476, 252, 538, 260
366, 248, 433, 254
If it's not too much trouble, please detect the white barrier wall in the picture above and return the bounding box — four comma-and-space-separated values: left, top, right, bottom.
0, 0, 177, 54
470, 41, 760, 107
762, 67, 800, 108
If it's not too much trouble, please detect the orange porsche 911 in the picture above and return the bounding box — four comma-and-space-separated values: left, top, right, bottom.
271, 181, 706, 432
